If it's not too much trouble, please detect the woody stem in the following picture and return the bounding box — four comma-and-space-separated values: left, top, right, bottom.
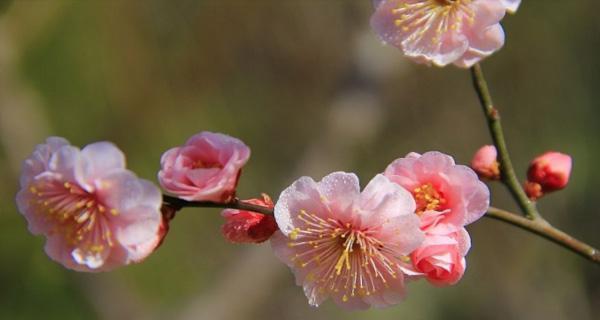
485, 207, 600, 264
162, 194, 274, 215
162, 194, 599, 264
470, 63, 541, 220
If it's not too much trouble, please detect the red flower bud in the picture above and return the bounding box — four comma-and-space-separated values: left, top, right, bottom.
221, 194, 277, 244
525, 151, 572, 199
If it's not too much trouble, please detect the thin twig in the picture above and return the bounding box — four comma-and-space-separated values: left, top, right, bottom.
470, 63, 540, 220
162, 195, 599, 264
162, 195, 274, 215
486, 207, 600, 264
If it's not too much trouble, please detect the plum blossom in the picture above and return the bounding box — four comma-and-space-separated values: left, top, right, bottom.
370, 0, 510, 67
272, 172, 424, 309
158, 131, 250, 202
16, 137, 163, 272
525, 151, 572, 200
384, 151, 489, 233
383, 151, 488, 286
471, 145, 500, 180
407, 228, 470, 286
221, 194, 278, 244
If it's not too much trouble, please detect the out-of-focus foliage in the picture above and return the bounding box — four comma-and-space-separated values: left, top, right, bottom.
0, 1, 598, 319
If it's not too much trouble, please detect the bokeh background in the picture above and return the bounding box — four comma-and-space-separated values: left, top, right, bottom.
1, 1, 598, 319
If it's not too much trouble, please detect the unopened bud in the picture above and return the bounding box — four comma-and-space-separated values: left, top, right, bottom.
525, 151, 572, 199
471, 145, 500, 180
155, 204, 178, 250
221, 194, 277, 244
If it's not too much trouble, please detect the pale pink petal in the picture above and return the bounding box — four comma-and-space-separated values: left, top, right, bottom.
356, 174, 416, 227
274, 176, 325, 236
377, 214, 424, 254
47, 145, 80, 182
19, 137, 70, 187
76, 142, 126, 192
449, 165, 490, 225
270, 231, 313, 286
44, 235, 91, 272
114, 206, 161, 252
316, 172, 360, 220
457, 228, 471, 256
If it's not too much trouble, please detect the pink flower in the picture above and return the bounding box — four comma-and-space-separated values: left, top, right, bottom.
370, 0, 508, 67
408, 229, 470, 286
221, 194, 278, 244
384, 151, 489, 232
16, 137, 162, 272
525, 151, 572, 200
271, 172, 424, 309
158, 131, 251, 202
471, 145, 500, 180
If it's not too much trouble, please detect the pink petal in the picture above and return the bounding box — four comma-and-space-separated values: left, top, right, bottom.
76, 142, 126, 192
316, 172, 360, 222
274, 176, 325, 236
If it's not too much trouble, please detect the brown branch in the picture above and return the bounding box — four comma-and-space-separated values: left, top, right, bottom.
470, 64, 541, 220
162, 194, 599, 264
162, 195, 274, 215
486, 207, 600, 264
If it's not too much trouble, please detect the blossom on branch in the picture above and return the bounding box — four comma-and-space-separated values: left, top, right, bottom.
271, 172, 424, 309
384, 151, 489, 233
384, 151, 488, 285
221, 194, 277, 243
158, 131, 250, 202
525, 151, 572, 200
16, 137, 163, 272
370, 0, 511, 67
471, 145, 500, 180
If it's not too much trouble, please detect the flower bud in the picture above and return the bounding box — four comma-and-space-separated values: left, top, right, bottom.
471, 145, 500, 180
524, 181, 543, 200
221, 194, 277, 244
154, 205, 178, 250
526, 151, 572, 198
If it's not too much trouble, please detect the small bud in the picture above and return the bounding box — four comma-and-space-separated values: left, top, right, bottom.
524, 181, 543, 200
471, 145, 500, 180
221, 194, 277, 244
525, 151, 572, 200
154, 205, 178, 250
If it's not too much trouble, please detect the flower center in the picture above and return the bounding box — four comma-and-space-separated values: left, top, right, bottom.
413, 183, 446, 214
191, 159, 223, 170
28, 180, 117, 254
391, 0, 475, 45
435, 0, 457, 5
287, 210, 406, 302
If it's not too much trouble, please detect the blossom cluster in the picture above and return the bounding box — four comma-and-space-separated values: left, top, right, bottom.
12, 0, 585, 313
16, 132, 488, 310
273, 151, 488, 309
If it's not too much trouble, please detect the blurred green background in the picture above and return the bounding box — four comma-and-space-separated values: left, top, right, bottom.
0, 1, 598, 319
